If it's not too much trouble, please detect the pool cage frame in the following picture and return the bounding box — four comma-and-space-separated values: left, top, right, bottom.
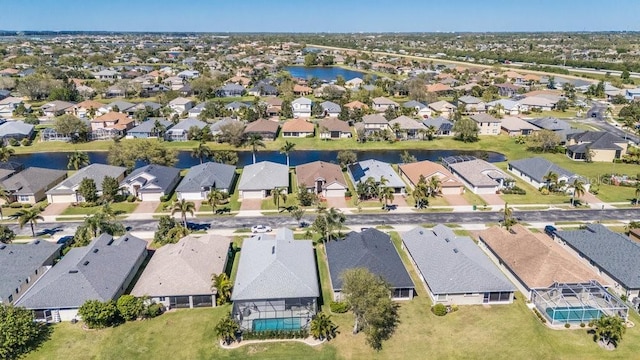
531, 281, 628, 325
232, 297, 317, 332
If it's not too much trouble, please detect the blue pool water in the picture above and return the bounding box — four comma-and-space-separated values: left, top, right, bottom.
252, 318, 301, 331
285, 66, 367, 81
545, 306, 603, 322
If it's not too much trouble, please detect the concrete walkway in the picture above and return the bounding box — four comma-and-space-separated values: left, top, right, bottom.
219, 337, 325, 349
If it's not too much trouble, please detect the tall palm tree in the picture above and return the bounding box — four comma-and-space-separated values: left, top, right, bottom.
635, 183, 640, 206
0, 186, 10, 220
207, 189, 227, 214
245, 133, 265, 164
569, 179, 586, 207
310, 312, 339, 341
215, 313, 240, 345
379, 186, 395, 209
594, 315, 626, 348
191, 141, 212, 164
280, 141, 296, 167
67, 150, 90, 170
412, 176, 430, 209
543, 171, 559, 192
428, 176, 442, 197
170, 199, 196, 228
503, 202, 517, 230
10, 208, 44, 237
272, 187, 288, 211
211, 273, 233, 305
0, 144, 15, 162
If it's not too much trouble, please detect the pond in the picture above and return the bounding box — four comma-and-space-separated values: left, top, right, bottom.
11, 149, 505, 170
285, 66, 367, 82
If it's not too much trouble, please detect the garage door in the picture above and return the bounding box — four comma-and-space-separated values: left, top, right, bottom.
324, 188, 345, 198
142, 192, 163, 202
242, 190, 264, 199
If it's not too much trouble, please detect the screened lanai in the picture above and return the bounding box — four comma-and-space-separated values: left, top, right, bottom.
531, 281, 628, 325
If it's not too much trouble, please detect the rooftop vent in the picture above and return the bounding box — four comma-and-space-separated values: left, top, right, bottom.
83, 261, 90, 266
69, 270, 78, 274
445, 238, 450, 243
107, 239, 114, 246
34, 240, 40, 244
0, 245, 5, 250
453, 248, 458, 254
271, 246, 275, 254
418, 230, 423, 235
93, 249, 99, 253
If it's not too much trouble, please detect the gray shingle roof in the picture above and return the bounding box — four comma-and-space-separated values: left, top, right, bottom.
556, 224, 640, 289
127, 119, 173, 134
508, 157, 586, 184
122, 164, 181, 194
348, 159, 406, 189
2, 167, 67, 196
389, 116, 426, 130
16, 233, 147, 309
238, 161, 289, 191
176, 162, 236, 192
0, 121, 34, 137
168, 118, 207, 132
46, 164, 126, 195
448, 159, 512, 188
0, 240, 60, 303
231, 228, 319, 301
567, 131, 626, 151
402, 225, 514, 295
326, 228, 414, 291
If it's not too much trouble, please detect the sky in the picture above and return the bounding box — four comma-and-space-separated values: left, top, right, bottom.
1, 0, 639, 33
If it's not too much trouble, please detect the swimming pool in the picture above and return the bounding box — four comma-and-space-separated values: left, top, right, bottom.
545, 306, 603, 323
252, 318, 301, 331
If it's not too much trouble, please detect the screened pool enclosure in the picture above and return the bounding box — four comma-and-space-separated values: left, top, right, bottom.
531, 281, 628, 325
232, 297, 317, 331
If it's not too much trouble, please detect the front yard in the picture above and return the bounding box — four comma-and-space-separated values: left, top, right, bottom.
60, 202, 139, 216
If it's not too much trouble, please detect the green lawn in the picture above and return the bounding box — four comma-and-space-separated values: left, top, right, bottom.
60, 202, 138, 216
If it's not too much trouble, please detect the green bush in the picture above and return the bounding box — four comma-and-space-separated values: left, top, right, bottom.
564, 323, 571, 329
242, 329, 309, 340
116, 295, 145, 321
22, 203, 32, 208
580, 322, 586, 328
329, 301, 350, 313
8, 138, 19, 146
501, 186, 526, 195
432, 303, 447, 316
344, 190, 352, 198
20, 138, 31, 146
159, 195, 168, 202
9, 202, 22, 208
450, 304, 459, 313
145, 303, 165, 318
532, 308, 547, 323
127, 195, 136, 202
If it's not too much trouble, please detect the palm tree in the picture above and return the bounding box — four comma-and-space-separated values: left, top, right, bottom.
502, 203, 517, 230
206, 189, 227, 214
593, 315, 626, 348
67, 150, 90, 170
280, 141, 296, 167
379, 186, 395, 209
244, 133, 265, 164
151, 119, 167, 139
0, 144, 15, 162
214, 313, 240, 345
211, 273, 233, 305
310, 312, 339, 341
569, 179, 586, 207
428, 176, 442, 197
170, 199, 196, 228
543, 171, 559, 192
191, 141, 212, 164
634, 183, 640, 206
272, 187, 288, 211
0, 186, 10, 220
10, 208, 43, 237
412, 180, 430, 209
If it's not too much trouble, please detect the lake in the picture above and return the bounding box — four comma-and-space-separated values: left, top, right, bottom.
11, 149, 505, 170
285, 66, 366, 82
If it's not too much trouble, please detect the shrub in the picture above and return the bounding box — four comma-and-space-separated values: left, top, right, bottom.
10, 202, 22, 208
116, 295, 145, 321
432, 303, 447, 316
22, 203, 32, 208
144, 302, 165, 318
78, 300, 120, 329
8, 138, 19, 146
532, 308, 547, 323
127, 195, 136, 202
159, 195, 168, 202
621, 294, 628, 302
501, 186, 526, 195
564, 323, 571, 329
450, 304, 459, 313
329, 301, 350, 314
20, 138, 31, 146
540, 188, 550, 195
242, 329, 309, 340
344, 190, 352, 198
580, 323, 586, 328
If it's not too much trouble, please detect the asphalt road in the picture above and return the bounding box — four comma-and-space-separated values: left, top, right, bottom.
583, 103, 640, 145
19, 208, 640, 238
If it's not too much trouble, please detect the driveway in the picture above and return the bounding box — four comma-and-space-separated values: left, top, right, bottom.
133, 201, 158, 214
240, 199, 263, 211
41, 203, 69, 216
444, 194, 469, 206
480, 194, 505, 206
326, 196, 348, 210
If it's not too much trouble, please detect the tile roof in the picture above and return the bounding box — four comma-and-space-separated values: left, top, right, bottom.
448, 159, 512, 188
319, 118, 351, 133
389, 115, 426, 130
281, 118, 314, 133
243, 119, 279, 134
295, 161, 346, 189
399, 160, 462, 188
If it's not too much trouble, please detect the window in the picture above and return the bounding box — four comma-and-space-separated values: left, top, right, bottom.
158, 297, 165, 302
18, 195, 30, 202
393, 288, 412, 298
8, 295, 12, 303
437, 294, 447, 301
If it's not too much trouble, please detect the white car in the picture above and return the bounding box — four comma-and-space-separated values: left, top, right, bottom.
251, 225, 272, 233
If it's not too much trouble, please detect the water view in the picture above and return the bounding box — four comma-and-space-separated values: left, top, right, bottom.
285, 66, 367, 82
12, 149, 505, 170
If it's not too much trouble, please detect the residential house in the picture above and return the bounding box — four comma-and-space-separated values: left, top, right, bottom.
210, 117, 243, 136
314, 84, 346, 99
104, 85, 125, 98
41, 100, 75, 118
371, 97, 399, 112
243, 119, 279, 140
526, 117, 577, 141
281, 118, 314, 138
248, 83, 279, 97
295, 161, 348, 198
16, 233, 147, 322
428, 100, 456, 119
2, 167, 67, 204
442, 156, 512, 194
508, 157, 589, 191
217, 83, 245, 97
555, 224, 640, 301
0, 121, 34, 143
176, 162, 237, 201
500, 116, 540, 136
624, 88, 640, 101
518, 96, 556, 112
362, 114, 389, 135
163, 76, 185, 90
343, 100, 369, 111
403, 100, 432, 119
0, 240, 61, 304
264, 97, 283, 117
398, 160, 464, 195
477, 225, 607, 299
458, 95, 486, 114
121, 164, 181, 201
292, 97, 312, 118
402, 225, 514, 305
494, 83, 522, 97
187, 103, 206, 118
293, 84, 312, 96
565, 131, 628, 162
125, 118, 173, 139
318, 118, 352, 139
0, 97, 25, 117
225, 101, 249, 113
426, 83, 454, 94
320, 101, 341, 117
74, 100, 104, 119
422, 117, 454, 136
165, 118, 209, 141
231, 228, 319, 331
348, 159, 406, 194
91, 112, 134, 136
131, 234, 229, 309
486, 99, 521, 116
93, 69, 119, 80
326, 228, 415, 300
389, 115, 426, 140
46, 164, 127, 203
101, 100, 136, 114
470, 113, 501, 135
176, 70, 200, 79
238, 161, 289, 199
168, 97, 195, 114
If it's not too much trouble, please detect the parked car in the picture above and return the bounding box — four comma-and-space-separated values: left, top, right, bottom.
251, 225, 272, 233
544, 225, 557, 237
